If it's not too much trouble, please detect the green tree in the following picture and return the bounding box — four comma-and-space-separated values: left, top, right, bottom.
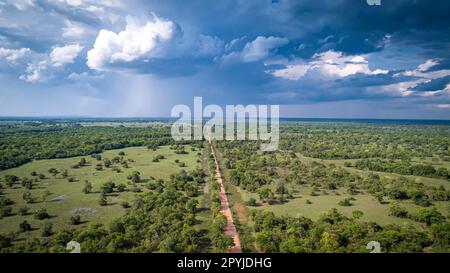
34, 208, 50, 220
41, 222, 53, 237
19, 220, 31, 232
83, 180, 92, 194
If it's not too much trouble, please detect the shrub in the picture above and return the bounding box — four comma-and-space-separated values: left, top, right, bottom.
70, 215, 81, 225
34, 208, 50, 220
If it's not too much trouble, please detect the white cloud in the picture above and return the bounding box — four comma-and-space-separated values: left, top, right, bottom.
371, 61, 450, 98
269, 50, 388, 80
0, 47, 30, 62
19, 60, 49, 83
62, 20, 89, 39
87, 15, 177, 70
17, 44, 83, 83
397, 59, 450, 80
50, 44, 84, 67
68, 71, 104, 81
271, 64, 309, 80
221, 36, 288, 64
418, 59, 439, 72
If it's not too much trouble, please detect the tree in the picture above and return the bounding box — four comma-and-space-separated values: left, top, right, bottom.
127, 171, 141, 183
120, 201, 130, 208
352, 210, 364, 219
414, 208, 445, 226
258, 188, 273, 203
338, 198, 353, 206
22, 191, 33, 204
21, 178, 33, 190
41, 222, 53, 237
70, 215, 81, 225
245, 198, 257, 206
4, 175, 18, 187
103, 158, 112, 168
389, 202, 408, 218
101, 181, 115, 194
48, 168, 59, 176
117, 183, 127, 192
34, 208, 50, 220
19, 220, 31, 232
83, 180, 92, 194
79, 158, 87, 166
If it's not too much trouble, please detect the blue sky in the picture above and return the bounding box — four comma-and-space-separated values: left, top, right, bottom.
0, 0, 449, 119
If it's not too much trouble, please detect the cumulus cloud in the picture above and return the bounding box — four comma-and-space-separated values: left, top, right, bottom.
19, 60, 49, 82
50, 44, 84, 67
18, 44, 84, 83
269, 50, 388, 80
87, 15, 177, 70
221, 36, 288, 64
0, 47, 31, 62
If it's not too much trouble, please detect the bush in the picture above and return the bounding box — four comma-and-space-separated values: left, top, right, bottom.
245, 198, 257, 206
19, 221, 31, 232
41, 222, 53, 237
120, 201, 130, 208
70, 215, 81, 225
338, 198, 353, 206
101, 181, 115, 194
117, 183, 127, 192
389, 202, 408, 218
34, 208, 50, 220
83, 181, 92, 194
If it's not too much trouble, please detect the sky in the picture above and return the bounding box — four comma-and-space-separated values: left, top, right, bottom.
0, 0, 449, 119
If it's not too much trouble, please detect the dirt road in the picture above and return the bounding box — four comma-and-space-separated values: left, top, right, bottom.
208, 138, 242, 253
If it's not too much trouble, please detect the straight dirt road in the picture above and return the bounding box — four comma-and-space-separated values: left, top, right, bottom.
208, 137, 242, 253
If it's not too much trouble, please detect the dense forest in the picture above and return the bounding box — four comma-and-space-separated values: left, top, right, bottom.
0, 122, 181, 170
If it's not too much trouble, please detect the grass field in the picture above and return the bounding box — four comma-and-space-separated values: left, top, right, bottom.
0, 145, 199, 240
232, 152, 450, 229
252, 187, 429, 227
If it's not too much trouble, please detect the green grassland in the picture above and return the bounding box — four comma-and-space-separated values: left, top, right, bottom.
0, 145, 199, 240
232, 151, 449, 228
251, 186, 449, 227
